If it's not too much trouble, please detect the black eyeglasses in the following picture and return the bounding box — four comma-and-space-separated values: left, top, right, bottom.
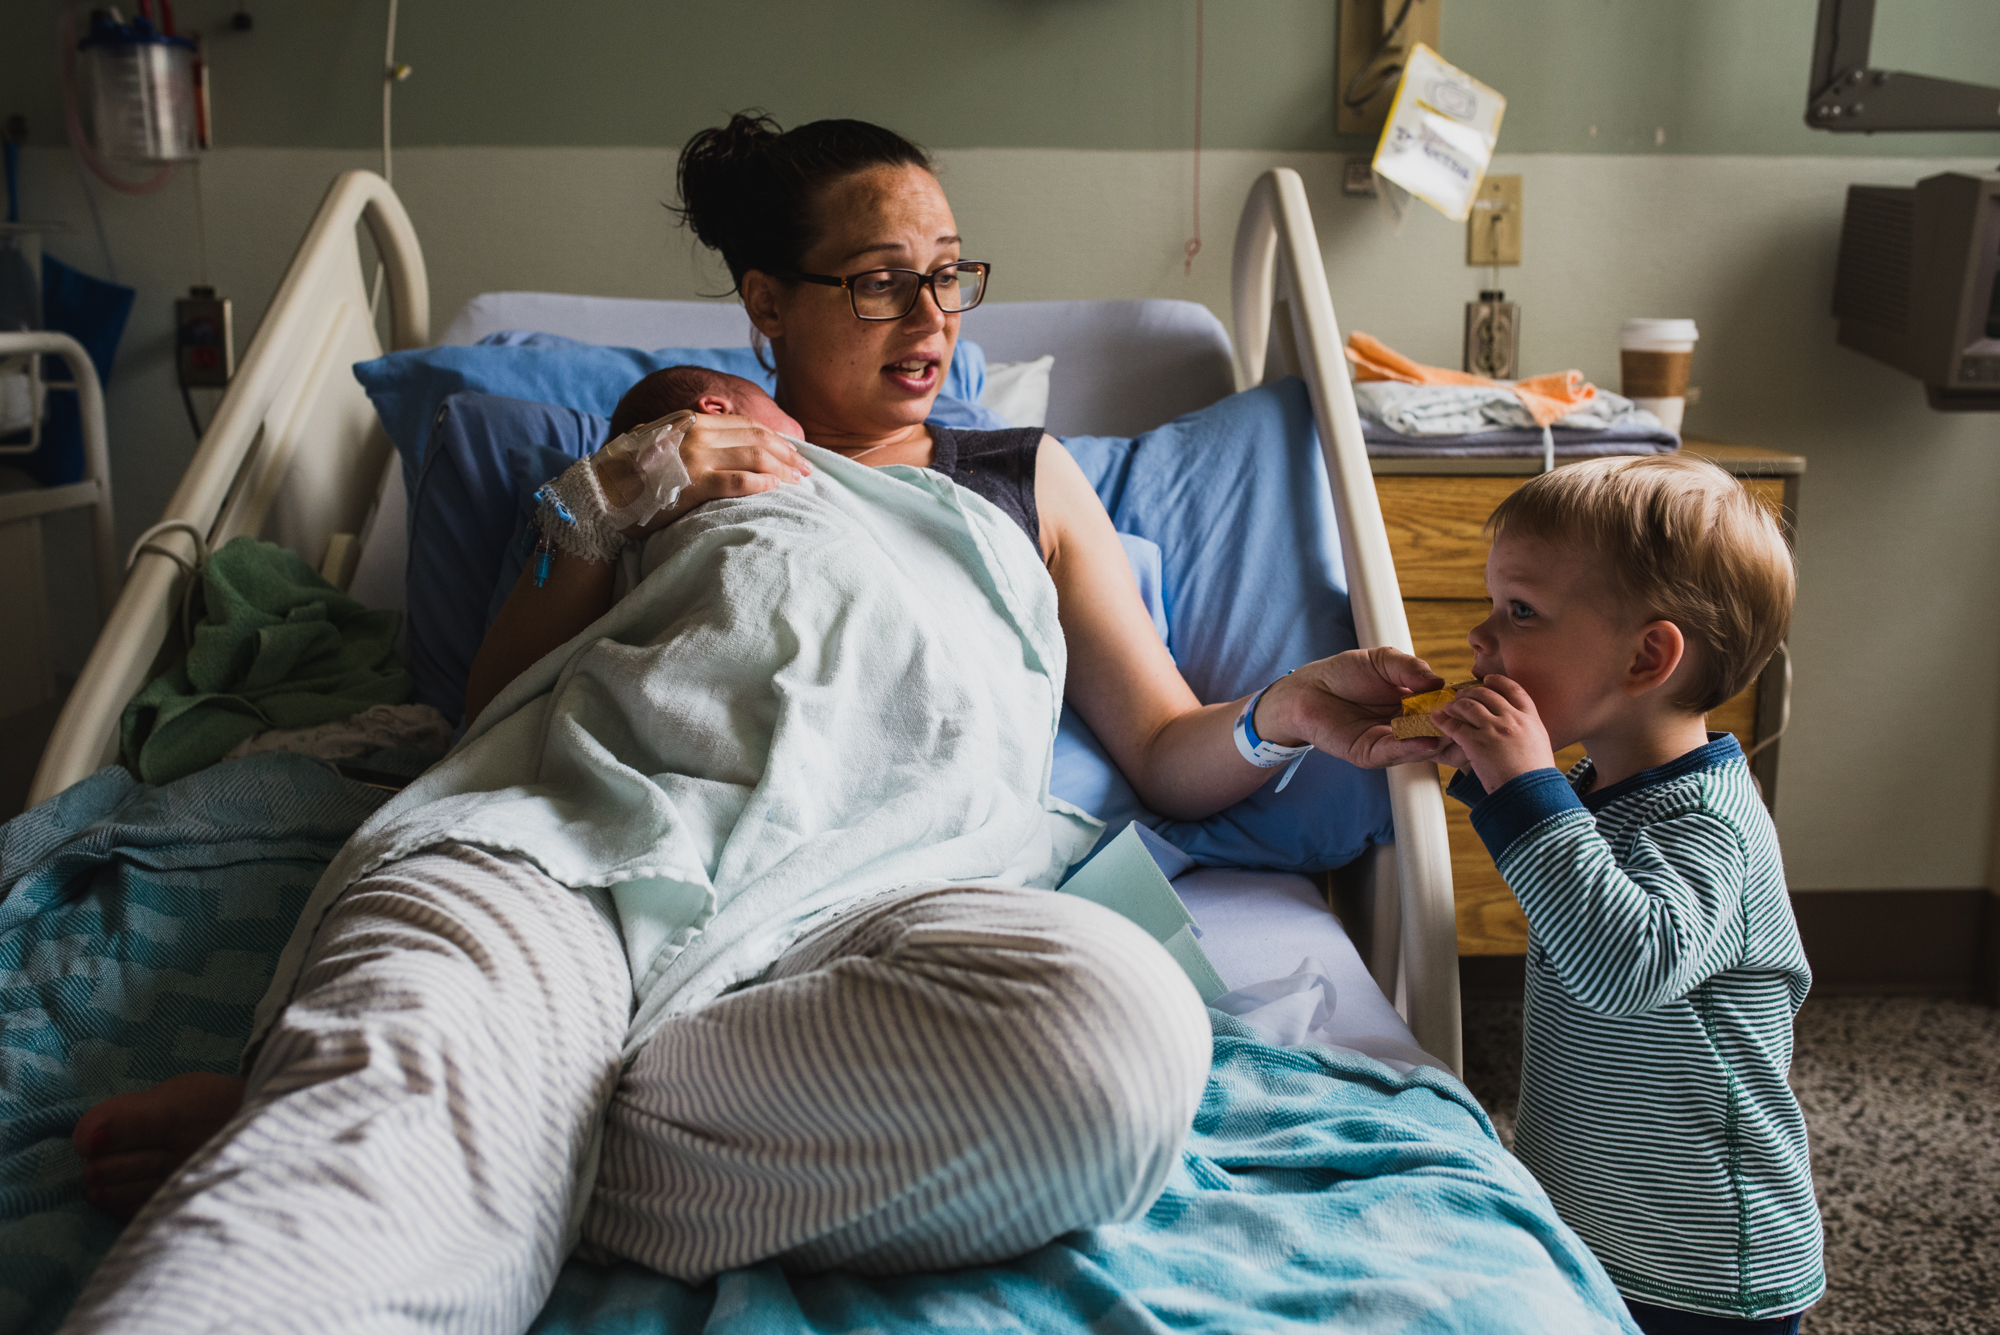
782, 260, 991, 321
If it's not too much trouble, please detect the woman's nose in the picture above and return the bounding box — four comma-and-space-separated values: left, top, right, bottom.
904, 289, 948, 334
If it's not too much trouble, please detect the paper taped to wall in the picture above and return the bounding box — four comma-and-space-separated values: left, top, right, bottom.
1370, 44, 1506, 223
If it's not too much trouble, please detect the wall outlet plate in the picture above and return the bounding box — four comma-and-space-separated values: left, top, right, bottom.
1466, 174, 1522, 266
175, 288, 234, 388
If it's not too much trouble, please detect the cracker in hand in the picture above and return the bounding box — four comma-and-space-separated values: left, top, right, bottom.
1390, 679, 1482, 739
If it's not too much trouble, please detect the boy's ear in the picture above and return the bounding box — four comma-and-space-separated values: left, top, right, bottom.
694, 393, 733, 417
741, 270, 784, 340
1623, 620, 1687, 698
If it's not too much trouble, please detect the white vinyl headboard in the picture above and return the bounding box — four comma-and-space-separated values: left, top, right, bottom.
437, 292, 1238, 439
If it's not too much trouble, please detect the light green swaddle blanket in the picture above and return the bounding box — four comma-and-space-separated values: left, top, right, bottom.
250, 445, 1102, 1057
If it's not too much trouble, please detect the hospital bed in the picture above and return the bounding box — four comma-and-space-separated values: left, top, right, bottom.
29, 166, 1462, 1072
0, 167, 1666, 1335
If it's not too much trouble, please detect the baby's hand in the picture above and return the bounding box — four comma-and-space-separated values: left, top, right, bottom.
1429, 675, 1556, 792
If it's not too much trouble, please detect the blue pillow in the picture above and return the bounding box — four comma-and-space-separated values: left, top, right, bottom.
1057, 377, 1392, 872
406, 389, 1019, 726
354, 331, 991, 502
403, 394, 605, 724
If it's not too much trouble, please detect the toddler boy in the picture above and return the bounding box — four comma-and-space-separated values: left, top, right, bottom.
1429, 453, 1821, 1335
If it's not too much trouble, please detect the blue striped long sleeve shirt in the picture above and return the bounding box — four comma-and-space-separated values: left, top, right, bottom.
1448, 734, 1823, 1320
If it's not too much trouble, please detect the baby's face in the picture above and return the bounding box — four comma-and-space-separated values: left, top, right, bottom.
717, 389, 805, 442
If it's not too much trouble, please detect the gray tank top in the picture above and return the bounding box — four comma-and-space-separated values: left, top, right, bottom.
928, 426, 1043, 549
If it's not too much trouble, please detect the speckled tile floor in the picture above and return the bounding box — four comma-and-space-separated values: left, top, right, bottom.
1460, 994, 2000, 1335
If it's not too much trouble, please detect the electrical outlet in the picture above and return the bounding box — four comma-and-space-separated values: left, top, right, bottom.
175, 286, 233, 388
1466, 175, 1521, 266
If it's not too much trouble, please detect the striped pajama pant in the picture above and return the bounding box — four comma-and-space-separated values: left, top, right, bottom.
61, 843, 1210, 1333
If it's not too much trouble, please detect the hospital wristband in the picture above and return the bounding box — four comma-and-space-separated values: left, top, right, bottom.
1233, 676, 1313, 792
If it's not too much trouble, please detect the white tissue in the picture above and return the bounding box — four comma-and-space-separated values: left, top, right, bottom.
1211, 958, 1339, 1048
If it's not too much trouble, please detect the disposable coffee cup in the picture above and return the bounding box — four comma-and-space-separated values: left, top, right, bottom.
1620, 318, 1698, 434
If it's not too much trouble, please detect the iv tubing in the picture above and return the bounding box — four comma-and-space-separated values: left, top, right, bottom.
370, 0, 402, 317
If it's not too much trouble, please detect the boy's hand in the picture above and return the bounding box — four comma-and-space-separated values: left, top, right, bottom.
1257, 646, 1453, 769
1429, 674, 1557, 792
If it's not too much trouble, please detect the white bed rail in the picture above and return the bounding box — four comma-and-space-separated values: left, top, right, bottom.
0, 332, 117, 724
28, 170, 428, 808
1231, 168, 1463, 1073
0, 331, 118, 615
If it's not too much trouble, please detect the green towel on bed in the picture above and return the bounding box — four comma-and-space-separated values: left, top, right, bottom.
120, 536, 411, 784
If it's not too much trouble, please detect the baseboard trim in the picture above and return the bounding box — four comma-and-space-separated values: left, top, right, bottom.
1458, 890, 2000, 1003
1790, 888, 1995, 998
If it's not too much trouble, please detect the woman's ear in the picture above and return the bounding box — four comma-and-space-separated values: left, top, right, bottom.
740, 270, 784, 340
1623, 620, 1687, 697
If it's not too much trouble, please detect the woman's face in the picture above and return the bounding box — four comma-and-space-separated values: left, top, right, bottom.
745, 164, 962, 446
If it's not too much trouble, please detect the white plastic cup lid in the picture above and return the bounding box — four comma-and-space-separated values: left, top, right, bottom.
1621, 318, 1699, 346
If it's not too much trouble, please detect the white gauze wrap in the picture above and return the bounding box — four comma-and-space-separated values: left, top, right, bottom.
537, 410, 698, 563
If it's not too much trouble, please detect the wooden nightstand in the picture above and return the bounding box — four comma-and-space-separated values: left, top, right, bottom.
1371, 441, 1805, 955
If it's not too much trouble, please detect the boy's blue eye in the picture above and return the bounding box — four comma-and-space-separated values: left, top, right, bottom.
1510, 601, 1535, 620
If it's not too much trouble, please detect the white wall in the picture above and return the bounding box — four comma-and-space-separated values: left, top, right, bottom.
14, 145, 1999, 891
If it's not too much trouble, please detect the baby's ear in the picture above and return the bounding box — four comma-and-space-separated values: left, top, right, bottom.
695, 394, 734, 417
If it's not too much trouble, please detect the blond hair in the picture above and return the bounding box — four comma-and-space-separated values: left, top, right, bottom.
1486, 453, 1795, 714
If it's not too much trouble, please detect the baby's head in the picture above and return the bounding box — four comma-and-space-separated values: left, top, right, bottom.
608, 365, 803, 441
1479, 453, 1794, 722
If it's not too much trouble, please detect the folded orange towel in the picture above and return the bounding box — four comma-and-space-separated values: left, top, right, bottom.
1345, 331, 1597, 429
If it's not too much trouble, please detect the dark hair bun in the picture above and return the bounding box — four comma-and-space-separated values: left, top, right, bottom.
675, 111, 932, 292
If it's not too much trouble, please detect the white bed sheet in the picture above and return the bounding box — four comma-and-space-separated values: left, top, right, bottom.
1174, 868, 1442, 1071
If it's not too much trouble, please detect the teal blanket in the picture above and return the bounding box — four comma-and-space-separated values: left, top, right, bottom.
0, 755, 393, 1334
529, 1020, 1639, 1333
0, 763, 1637, 1334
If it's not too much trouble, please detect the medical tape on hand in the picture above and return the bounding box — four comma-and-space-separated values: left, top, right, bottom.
534, 411, 700, 565
594, 411, 696, 532
1233, 675, 1313, 792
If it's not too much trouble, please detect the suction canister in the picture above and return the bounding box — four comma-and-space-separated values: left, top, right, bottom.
77, 11, 201, 163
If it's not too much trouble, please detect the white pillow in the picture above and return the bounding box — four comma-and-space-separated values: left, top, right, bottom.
979, 354, 1055, 429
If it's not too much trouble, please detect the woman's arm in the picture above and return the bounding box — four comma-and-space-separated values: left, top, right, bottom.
1038, 437, 1444, 820
461, 415, 812, 724
463, 549, 618, 725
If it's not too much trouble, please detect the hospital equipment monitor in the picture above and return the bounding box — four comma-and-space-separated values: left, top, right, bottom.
1831, 171, 2000, 411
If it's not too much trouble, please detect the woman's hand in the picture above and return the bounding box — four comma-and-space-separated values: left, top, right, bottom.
601, 413, 812, 538
1254, 647, 1455, 769
1429, 674, 1557, 792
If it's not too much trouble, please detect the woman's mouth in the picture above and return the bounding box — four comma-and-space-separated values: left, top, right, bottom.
882, 358, 940, 395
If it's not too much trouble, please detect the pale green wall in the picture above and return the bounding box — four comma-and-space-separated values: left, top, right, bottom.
6, 0, 1998, 156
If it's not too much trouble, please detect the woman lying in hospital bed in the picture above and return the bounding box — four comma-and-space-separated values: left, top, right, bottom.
61, 114, 1453, 1330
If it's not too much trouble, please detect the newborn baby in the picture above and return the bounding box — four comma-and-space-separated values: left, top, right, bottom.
609, 365, 803, 441
589, 366, 807, 540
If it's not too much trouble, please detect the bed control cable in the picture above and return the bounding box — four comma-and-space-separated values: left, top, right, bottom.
125, 518, 208, 648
